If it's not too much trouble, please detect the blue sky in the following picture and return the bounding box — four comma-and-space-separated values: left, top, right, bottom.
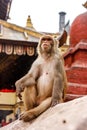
8, 0, 86, 33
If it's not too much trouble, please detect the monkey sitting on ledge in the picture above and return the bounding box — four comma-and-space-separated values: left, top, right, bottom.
15, 34, 68, 122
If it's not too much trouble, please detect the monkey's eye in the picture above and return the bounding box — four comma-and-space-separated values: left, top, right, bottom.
42, 38, 52, 41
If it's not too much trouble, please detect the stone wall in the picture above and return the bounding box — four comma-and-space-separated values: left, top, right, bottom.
1, 96, 87, 130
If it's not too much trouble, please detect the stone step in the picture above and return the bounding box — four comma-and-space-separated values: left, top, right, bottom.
66, 68, 87, 84
66, 83, 87, 95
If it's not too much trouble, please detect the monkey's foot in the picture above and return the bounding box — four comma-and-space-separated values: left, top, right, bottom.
19, 111, 36, 122
51, 99, 63, 107
51, 100, 59, 107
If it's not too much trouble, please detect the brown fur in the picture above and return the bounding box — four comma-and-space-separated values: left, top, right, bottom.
15, 35, 68, 122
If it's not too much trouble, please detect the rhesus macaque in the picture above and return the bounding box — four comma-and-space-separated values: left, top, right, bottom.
15, 34, 68, 122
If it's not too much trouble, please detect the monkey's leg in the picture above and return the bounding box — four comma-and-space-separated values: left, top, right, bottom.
50, 71, 65, 107
23, 85, 37, 111
20, 97, 52, 122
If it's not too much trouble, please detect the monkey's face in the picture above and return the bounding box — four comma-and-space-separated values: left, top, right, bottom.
37, 35, 56, 55
41, 37, 54, 53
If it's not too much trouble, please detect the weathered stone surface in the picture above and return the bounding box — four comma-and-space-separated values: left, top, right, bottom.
0, 96, 87, 130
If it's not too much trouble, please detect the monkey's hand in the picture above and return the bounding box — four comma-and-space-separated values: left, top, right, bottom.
15, 81, 25, 100
51, 99, 59, 107
16, 87, 24, 100
17, 93, 22, 100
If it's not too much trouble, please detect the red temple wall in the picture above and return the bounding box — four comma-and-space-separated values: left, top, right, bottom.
64, 41, 87, 101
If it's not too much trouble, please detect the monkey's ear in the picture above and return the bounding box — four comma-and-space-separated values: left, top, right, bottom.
57, 29, 67, 47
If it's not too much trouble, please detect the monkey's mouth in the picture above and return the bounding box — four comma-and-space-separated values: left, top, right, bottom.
43, 44, 49, 47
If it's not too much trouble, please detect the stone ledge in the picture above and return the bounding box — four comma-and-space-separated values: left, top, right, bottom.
1, 96, 87, 130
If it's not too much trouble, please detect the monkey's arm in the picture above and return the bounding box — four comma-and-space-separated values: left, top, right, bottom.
51, 60, 64, 107
15, 60, 40, 99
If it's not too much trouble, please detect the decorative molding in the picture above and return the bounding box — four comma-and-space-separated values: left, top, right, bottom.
0, 44, 35, 56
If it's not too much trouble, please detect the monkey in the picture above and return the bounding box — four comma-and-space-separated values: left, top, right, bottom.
15, 34, 68, 122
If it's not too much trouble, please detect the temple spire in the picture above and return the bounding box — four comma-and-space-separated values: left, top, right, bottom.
26, 15, 35, 30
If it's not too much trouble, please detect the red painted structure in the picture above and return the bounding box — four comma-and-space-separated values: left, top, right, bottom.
64, 11, 87, 101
